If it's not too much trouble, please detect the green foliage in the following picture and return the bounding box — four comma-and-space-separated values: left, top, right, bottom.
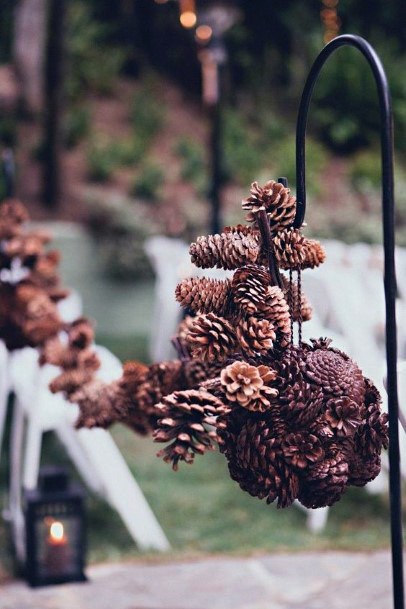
222, 108, 264, 184
86, 138, 115, 182
311, 44, 406, 153
86, 135, 145, 182
130, 161, 165, 201
64, 105, 91, 149
349, 151, 382, 194
174, 137, 207, 193
67, 2, 126, 101
130, 82, 166, 144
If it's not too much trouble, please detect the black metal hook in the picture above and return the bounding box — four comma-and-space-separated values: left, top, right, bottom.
294, 34, 403, 609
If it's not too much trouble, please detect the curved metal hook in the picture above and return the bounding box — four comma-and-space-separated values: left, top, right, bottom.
294, 34, 403, 609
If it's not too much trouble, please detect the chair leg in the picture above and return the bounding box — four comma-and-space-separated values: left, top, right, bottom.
5, 398, 26, 563
22, 415, 43, 491
77, 428, 170, 551
56, 425, 105, 494
306, 507, 330, 533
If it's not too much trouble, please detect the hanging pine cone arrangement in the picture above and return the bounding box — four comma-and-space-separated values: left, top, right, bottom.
153, 178, 388, 510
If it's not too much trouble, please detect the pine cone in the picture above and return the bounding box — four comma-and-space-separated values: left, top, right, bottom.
281, 432, 324, 470
301, 239, 326, 269
298, 445, 349, 508
325, 396, 362, 438
229, 416, 299, 507
175, 277, 232, 316
71, 379, 119, 428
231, 264, 270, 314
242, 180, 297, 232
347, 452, 382, 487
0, 199, 29, 239
303, 342, 365, 404
189, 228, 261, 270
68, 318, 95, 350
281, 275, 312, 322
272, 229, 306, 270
154, 389, 228, 469
261, 286, 291, 347
236, 317, 276, 357
279, 367, 324, 427
187, 313, 237, 362
220, 361, 277, 411
49, 368, 94, 396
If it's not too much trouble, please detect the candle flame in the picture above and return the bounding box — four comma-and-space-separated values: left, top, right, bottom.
50, 521, 65, 541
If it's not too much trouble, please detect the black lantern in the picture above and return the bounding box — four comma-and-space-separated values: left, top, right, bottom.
24, 466, 87, 587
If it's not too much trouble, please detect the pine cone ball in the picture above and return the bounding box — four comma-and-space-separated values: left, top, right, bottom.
303, 340, 365, 404
272, 229, 306, 270
347, 452, 382, 487
236, 317, 276, 357
176, 276, 232, 316
187, 313, 237, 362
189, 227, 261, 270
242, 180, 297, 232
298, 445, 349, 508
154, 389, 227, 470
231, 264, 271, 314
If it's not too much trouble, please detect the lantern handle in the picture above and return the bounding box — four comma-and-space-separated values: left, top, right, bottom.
294, 34, 403, 609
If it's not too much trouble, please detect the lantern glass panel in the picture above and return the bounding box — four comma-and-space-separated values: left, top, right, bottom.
35, 512, 82, 580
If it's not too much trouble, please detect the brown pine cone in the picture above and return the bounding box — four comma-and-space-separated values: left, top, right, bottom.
261, 286, 291, 347
242, 180, 297, 232
186, 313, 237, 362
298, 445, 349, 508
231, 264, 271, 314
301, 238, 326, 269
0, 199, 29, 239
230, 418, 299, 507
348, 452, 382, 487
325, 396, 362, 438
175, 277, 232, 316
49, 368, 94, 397
281, 275, 312, 322
220, 361, 277, 411
355, 405, 388, 457
272, 229, 306, 271
236, 317, 276, 357
154, 389, 228, 469
71, 379, 119, 429
189, 228, 261, 270
303, 341, 365, 404
279, 371, 324, 427
281, 432, 324, 470
67, 317, 95, 350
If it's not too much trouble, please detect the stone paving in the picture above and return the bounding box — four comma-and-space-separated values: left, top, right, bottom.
0, 550, 401, 609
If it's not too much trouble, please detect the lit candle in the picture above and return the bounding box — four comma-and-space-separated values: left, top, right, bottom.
44, 520, 69, 575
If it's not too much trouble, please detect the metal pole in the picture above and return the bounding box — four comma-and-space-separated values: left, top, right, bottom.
2, 148, 15, 199
294, 34, 403, 609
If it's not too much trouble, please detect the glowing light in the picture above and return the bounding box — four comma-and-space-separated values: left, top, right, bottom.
49, 521, 65, 542
320, 0, 340, 44
195, 24, 213, 43
180, 10, 197, 28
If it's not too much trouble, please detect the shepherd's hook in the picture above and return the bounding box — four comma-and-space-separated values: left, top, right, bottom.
294, 34, 403, 609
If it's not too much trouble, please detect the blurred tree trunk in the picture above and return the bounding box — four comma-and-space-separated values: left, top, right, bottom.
42, 0, 66, 208
14, 0, 46, 114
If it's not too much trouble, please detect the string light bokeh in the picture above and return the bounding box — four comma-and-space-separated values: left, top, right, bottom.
320, 0, 341, 44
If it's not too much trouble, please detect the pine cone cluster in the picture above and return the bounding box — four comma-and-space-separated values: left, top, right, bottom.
156, 178, 387, 511
216, 340, 387, 509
